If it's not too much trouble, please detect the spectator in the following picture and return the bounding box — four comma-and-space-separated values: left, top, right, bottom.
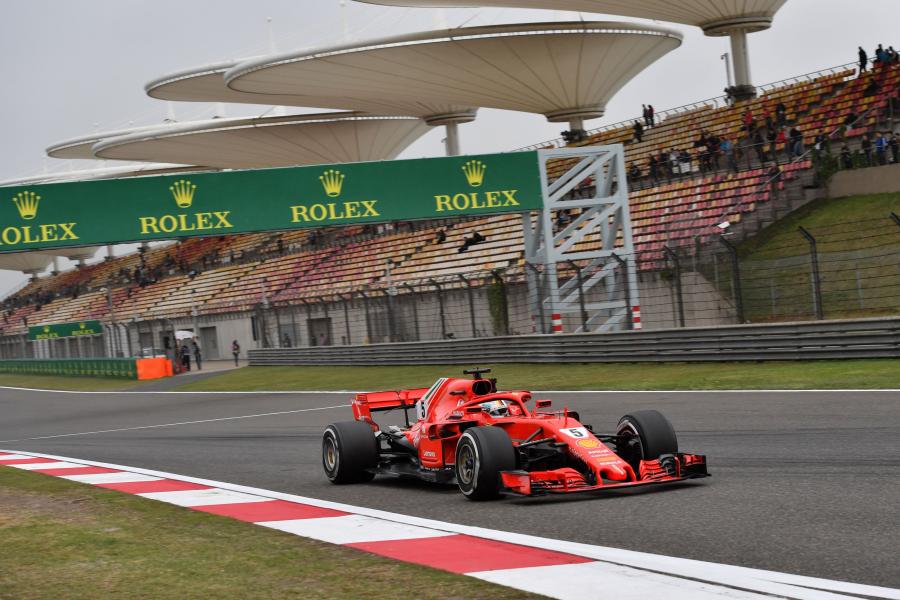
875, 44, 888, 66
318, 332, 328, 347
436, 229, 447, 243
458, 231, 485, 253
708, 134, 721, 170
180, 343, 191, 371
647, 104, 655, 127
767, 127, 779, 163
840, 143, 854, 169
668, 149, 680, 177
742, 108, 754, 135
648, 155, 659, 183
231, 340, 240, 366
859, 46, 868, 73
889, 132, 899, 163
679, 149, 693, 174
789, 127, 804, 157
721, 137, 738, 173
775, 102, 787, 128
642, 104, 650, 127
192, 340, 202, 371
861, 134, 873, 166
628, 163, 641, 182
633, 120, 644, 143
753, 129, 767, 165
277, 238, 285, 255
282, 333, 292, 348
875, 131, 888, 165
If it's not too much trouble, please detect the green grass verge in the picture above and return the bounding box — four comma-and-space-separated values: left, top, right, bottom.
0, 373, 141, 391
734, 192, 900, 322
175, 360, 900, 392
0, 467, 543, 600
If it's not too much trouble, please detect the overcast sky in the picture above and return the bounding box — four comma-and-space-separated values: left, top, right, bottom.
1, 0, 898, 296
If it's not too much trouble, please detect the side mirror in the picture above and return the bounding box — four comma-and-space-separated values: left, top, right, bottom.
465, 405, 484, 414
536, 400, 552, 409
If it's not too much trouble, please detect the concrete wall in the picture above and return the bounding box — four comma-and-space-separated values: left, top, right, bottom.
828, 162, 900, 197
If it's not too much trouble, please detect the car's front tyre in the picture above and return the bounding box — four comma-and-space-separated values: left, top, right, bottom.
322, 421, 378, 484
616, 409, 678, 472
455, 426, 516, 500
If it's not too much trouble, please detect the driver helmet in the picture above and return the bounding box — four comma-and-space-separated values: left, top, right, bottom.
481, 400, 509, 417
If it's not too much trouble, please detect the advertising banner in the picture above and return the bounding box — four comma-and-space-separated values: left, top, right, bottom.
0, 151, 543, 253
28, 320, 103, 340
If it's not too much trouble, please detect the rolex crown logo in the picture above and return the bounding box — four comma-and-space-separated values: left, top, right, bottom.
12, 191, 40, 220
319, 169, 345, 198
462, 160, 487, 187
43, 325, 50, 333
79, 322, 86, 329
170, 179, 197, 208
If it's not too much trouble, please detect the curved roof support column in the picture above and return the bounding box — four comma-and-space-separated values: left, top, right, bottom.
729, 28, 755, 100
444, 123, 461, 156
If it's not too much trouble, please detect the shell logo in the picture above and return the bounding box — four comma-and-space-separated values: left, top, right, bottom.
576, 438, 601, 448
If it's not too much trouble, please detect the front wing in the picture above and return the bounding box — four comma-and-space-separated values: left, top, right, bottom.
500, 453, 709, 496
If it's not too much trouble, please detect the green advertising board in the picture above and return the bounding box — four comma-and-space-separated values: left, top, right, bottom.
0, 358, 138, 379
0, 151, 543, 253
28, 320, 103, 341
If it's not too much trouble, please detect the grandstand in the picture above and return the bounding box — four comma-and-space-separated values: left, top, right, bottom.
2, 18, 899, 360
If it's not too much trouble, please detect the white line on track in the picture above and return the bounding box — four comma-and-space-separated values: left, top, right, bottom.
1, 385, 898, 395
0, 404, 349, 443
3, 449, 898, 600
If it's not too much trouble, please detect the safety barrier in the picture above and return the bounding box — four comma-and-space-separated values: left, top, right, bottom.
0, 357, 173, 379
248, 317, 900, 365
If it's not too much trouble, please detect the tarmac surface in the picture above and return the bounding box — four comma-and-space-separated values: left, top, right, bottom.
1, 385, 897, 588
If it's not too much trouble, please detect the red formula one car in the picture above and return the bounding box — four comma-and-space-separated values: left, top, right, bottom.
322, 369, 708, 499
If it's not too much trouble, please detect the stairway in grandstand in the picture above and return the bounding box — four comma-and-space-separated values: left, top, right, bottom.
2, 59, 898, 333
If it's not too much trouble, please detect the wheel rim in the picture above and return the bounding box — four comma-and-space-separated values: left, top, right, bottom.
619, 422, 644, 463
323, 434, 339, 474
457, 443, 476, 486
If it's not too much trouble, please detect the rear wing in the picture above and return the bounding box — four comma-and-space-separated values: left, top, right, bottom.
352, 388, 429, 422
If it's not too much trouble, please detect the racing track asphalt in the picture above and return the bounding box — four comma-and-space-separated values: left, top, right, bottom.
1, 385, 898, 589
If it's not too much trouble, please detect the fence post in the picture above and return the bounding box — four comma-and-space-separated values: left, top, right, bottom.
290, 305, 299, 347
358, 291, 372, 343
611, 253, 634, 330
429, 279, 448, 339
340, 293, 352, 345
490, 269, 510, 336
718, 236, 745, 324
383, 289, 397, 343
523, 262, 546, 334
663, 246, 686, 327
566, 260, 589, 331
274, 306, 283, 347
457, 274, 478, 338
798, 226, 824, 320
402, 283, 420, 342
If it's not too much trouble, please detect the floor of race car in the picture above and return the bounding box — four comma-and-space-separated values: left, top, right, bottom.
0, 386, 897, 591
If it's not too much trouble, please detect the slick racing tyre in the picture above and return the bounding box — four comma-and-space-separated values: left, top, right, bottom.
455, 426, 516, 500
616, 410, 678, 471
322, 421, 378, 484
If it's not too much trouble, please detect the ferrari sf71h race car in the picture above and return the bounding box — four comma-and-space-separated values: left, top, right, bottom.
322, 369, 708, 499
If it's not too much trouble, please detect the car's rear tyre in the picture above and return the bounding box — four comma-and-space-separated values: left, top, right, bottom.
322, 421, 378, 484
616, 410, 678, 471
455, 426, 515, 500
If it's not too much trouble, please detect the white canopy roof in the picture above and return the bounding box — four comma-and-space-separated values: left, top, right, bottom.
354, 0, 788, 34
147, 60, 477, 125
47, 124, 180, 160
93, 113, 430, 169
0, 252, 54, 274
225, 21, 681, 124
